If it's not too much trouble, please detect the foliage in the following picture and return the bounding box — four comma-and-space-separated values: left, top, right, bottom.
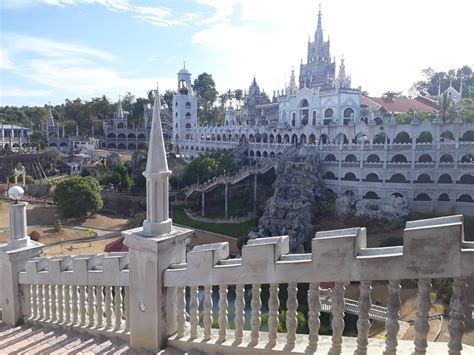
29, 230, 41, 241
234, 89, 243, 108
8, 175, 34, 184
128, 211, 146, 228
131, 173, 146, 193
169, 175, 181, 190
54, 176, 103, 217
373, 132, 386, 144
53, 219, 63, 233
193, 73, 218, 124
28, 126, 48, 154
84, 228, 98, 237
112, 163, 132, 192
161, 90, 175, 111
80, 166, 92, 177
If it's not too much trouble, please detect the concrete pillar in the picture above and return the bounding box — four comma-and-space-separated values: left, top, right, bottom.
253, 174, 258, 214
0, 187, 43, 326
201, 191, 205, 217
124, 226, 192, 352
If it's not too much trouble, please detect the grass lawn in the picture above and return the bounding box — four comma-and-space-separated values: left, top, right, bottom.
172, 205, 257, 238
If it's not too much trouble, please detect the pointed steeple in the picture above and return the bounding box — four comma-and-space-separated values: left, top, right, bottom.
288, 67, 298, 95
117, 96, 124, 119
142, 85, 172, 236
337, 55, 346, 81
315, 3, 323, 43
47, 103, 55, 128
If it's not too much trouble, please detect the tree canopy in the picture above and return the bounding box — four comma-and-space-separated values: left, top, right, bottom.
54, 176, 103, 217
411, 65, 473, 98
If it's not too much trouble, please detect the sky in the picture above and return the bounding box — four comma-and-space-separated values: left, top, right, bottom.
0, 0, 473, 106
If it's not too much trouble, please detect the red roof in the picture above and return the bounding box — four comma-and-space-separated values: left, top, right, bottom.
104, 237, 128, 252
361, 96, 436, 113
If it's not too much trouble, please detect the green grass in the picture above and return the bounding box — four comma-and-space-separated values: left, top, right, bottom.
172, 205, 257, 238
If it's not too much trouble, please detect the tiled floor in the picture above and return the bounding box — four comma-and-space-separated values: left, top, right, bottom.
0, 321, 152, 354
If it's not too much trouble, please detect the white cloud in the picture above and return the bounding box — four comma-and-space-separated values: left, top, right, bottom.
0, 33, 175, 105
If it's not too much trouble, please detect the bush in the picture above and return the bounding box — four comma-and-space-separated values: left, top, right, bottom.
29, 230, 41, 241
237, 235, 250, 250
81, 166, 92, 177
53, 219, 63, 233
54, 176, 103, 217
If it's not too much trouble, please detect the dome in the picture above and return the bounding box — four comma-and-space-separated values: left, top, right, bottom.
178, 67, 191, 75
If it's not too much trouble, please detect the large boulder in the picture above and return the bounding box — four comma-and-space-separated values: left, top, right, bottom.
354, 196, 410, 223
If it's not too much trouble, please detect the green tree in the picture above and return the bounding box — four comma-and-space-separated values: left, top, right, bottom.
181, 156, 219, 186
54, 176, 103, 217
162, 90, 175, 111
234, 89, 243, 109
28, 126, 47, 159
193, 73, 218, 124
113, 162, 132, 192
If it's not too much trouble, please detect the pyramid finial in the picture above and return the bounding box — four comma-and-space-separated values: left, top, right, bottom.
142, 84, 172, 236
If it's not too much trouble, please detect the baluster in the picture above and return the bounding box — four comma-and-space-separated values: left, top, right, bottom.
71, 285, 78, 324
250, 283, 261, 346
21, 284, 31, 318
234, 284, 245, 345
79, 285, 86, 326
355, 280, 372, 355
285, 283, 298, 350
113, 286, 122, 331
38, 284, 44, 319
31, 285, 38, 319
105, 286, 113, 329
50, 285, 57, 322
203, 286, 213, 341
87, 285, 95, 327
414, 278, 431, 354
218, 284, 228, 342
176, 286, 186, 338
448, 278, 467, 355
329, 282, 345, 355
124, 287, 130, 333
189, 286, 199, 339
267, 283, 279, 348
44, 285, 50, 320
64, 285, 71, 324
96, 286, 104, 328
384, 280, 401, 355
57, 285, 64, 323
307, 282, 321, 352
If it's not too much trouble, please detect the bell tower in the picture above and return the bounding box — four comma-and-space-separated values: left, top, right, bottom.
172, 63, 198, 153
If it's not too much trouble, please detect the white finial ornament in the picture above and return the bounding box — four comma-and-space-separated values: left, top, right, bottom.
8, 186, 24, 203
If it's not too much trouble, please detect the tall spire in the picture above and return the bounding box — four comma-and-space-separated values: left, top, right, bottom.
142, 85, 172, 236
117, 96, 124, 119
47, 103, 54, 128
337, 55, 346, 81
315, 3, 323, 43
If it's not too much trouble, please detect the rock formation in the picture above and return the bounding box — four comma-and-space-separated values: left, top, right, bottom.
257, 147, 322, 252
335, 195, 410, 223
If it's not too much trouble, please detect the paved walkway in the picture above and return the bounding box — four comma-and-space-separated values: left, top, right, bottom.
0, 321, 150, 354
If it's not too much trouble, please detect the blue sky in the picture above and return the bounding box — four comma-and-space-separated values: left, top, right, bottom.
1, 0, 473, 106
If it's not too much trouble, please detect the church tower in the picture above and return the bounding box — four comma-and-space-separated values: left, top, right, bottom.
299, 5, 336, 89
172, 63, 198, 153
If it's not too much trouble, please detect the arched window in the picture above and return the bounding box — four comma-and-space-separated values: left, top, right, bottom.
388, 174, 408, 183
363, 191, 380, 200
438, 193, 450, 201
324, 154, 336, 162
185, 101, 191, 108
118, 133, 126, 138
394, 132, 411, 144
345, 154, 357, 162
323, 171, 337, 180
391, 154, 408, 163
343, 108, 354, 118
457, 194, 473, 203
186, 112, 192, 119
344, 190, 355, 197
438, 174, 453, 184
365, 173, 381, 182
461, 154, 474, 163
392, 192, 404, 198
312, 111, 317, 125
459, 174, 474, 184
291, 113, 296, 127
342, 172, 357, 181
440, 131, 454, 141
461, 130, 474, 142
373, 132, 387, 144
440, 154, 454, 163
418, 154, 433, 163
299, 99, 309, 107
319, 134, 329, 145
415, 193, 431, 201
415, 174, 433, 183
324, 108, 334, 117
417, 131, 433, 143
308, 134, 316, 144
367, 154, 380, 163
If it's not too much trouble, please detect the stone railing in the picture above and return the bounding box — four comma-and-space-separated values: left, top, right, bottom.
163, 215, 473, 354
17, 252, 130, 341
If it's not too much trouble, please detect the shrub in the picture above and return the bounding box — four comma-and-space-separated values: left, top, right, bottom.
29, 230, 41, 241
54, 176, 103, 217
237, 235, 250, 250
81, 166, 92, 177
53, 219, 63, 233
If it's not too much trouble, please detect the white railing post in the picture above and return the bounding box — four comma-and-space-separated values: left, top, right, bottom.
123, 225, 192, 352
0, 188, 43, 326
